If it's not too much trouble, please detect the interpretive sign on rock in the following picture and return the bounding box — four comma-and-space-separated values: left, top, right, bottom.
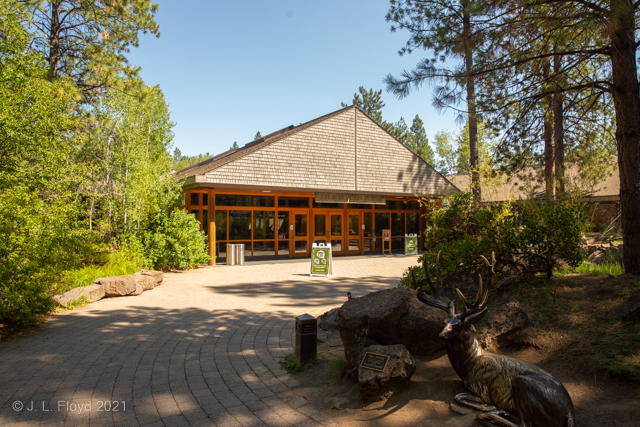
310, 243, 332, 276
337, 287, 447, 379
357, 344, 416, 402
360, 352, 390, 372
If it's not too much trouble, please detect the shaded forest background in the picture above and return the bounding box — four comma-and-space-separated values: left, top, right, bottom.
0, 0, 208, 333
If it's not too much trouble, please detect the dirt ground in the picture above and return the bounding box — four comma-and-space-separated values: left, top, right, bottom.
289, 274, 640, 426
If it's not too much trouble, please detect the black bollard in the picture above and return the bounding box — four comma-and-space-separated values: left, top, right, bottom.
295, 314, 317, 365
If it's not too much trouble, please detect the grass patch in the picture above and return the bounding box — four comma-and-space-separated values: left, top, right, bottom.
496, 274, 640, 383
53, 250, 142, 295
329, 354, 346, 379
556, 261, 624, 276
64, 296, 89, 310
279, 354, 303, 374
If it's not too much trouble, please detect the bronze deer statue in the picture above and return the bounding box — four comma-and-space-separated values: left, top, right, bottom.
414, 252, 576, 427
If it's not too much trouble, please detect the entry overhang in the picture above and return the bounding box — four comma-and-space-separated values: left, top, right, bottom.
314, 192, 387, 205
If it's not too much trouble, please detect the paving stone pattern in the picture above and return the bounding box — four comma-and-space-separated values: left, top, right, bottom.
0, 255, 417, 426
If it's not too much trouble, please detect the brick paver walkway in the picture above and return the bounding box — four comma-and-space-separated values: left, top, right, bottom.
0, 255, 418, 426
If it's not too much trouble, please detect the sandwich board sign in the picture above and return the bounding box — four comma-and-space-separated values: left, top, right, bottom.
382, 229, 392, 254
405, 234, 418, 255
310, 243, 332, 276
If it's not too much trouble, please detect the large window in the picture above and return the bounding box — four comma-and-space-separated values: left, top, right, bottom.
215, 210, 227, 240
216, 194, 275, 207
253, 211, 275, 240
375, 200, 419, 210
391, 212, 405, 235
229, 210, 251, 240
278, 197, 309, 208
277, 211, 289, 239
407, 213, 419, 234
374, 212, 389, 237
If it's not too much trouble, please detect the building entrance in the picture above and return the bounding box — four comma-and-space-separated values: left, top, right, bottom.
291, 210, 310, 258
312, 211, 344, 255
185, 190, 422, 260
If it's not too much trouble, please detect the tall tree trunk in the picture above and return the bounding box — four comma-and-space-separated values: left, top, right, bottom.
609, 1, 640, 275
553, 49, 565, 197
463, 1, 480, 202
542, 58, 555, 199
48, 0, 61, 78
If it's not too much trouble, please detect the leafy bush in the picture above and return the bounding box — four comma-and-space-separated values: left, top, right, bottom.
140, 208, 209, 270
0, 189, 89, 333
517, 199, 588, 277
399, 264, 428, 290
420, 192, 520, 286
405, 192, 589, 289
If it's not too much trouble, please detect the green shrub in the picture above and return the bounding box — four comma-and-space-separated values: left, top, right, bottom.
518, 199, 588, 278
0, 189, 89, 333
405, 192, 589, 289
399, 263, 428, 290
141, 208, 209, 270
420, 192, 520, 287
56, 248, 143, 295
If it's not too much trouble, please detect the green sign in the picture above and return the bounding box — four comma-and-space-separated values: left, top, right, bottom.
405, 234, 418, 255
310, 244, 332, 276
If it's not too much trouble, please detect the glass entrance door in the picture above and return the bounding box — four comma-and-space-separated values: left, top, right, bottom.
291, 211, 309, 257
330, 213, 344, 255
347, 212, 362, 255
313, 211, 344, 255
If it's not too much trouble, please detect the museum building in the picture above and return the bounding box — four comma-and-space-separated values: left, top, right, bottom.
177, 105, 458, 261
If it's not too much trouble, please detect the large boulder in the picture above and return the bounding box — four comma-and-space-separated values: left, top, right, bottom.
52, 291, 80, 308
133, 270, 163, 291
618, 289, 640, 322
52, 284, 105, 307
318, 307, 339, 331
338, 287, 447, 378
142, 270, 163, 286
475, 299, 530, 351
96, 275, 143, 297
588, 245, 623, 264
358, 344, 416, 402
70, 283, 105, 303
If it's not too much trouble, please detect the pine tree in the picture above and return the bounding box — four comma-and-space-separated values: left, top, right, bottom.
385, 0, 488, 201
20, 0, 160, 99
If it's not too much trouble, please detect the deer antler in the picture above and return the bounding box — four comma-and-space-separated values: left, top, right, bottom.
457, 252, 495, 316
416, 251, 456, 316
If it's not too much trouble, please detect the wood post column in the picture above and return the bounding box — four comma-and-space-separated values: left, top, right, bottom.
208, 189, 215, 265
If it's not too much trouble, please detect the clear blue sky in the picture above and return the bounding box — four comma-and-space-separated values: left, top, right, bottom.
126, 0, 459, 158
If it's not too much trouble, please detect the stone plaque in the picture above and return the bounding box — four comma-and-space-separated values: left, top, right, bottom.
360, 352, 390, 372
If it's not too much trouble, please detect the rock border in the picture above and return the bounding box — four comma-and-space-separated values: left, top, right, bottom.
52, 270, 163, 308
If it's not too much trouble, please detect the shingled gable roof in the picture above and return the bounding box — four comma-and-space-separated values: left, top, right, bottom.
179, 105, 458, 197
177, 107, 350, 179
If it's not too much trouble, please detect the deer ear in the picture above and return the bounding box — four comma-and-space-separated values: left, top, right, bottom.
463, 306, 488, 325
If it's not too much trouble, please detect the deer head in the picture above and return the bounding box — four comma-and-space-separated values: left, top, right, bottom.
416, 251, 495, 341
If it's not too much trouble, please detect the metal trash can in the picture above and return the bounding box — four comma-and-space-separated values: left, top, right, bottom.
226, 244, 237, 265
236, 243, 245, 265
